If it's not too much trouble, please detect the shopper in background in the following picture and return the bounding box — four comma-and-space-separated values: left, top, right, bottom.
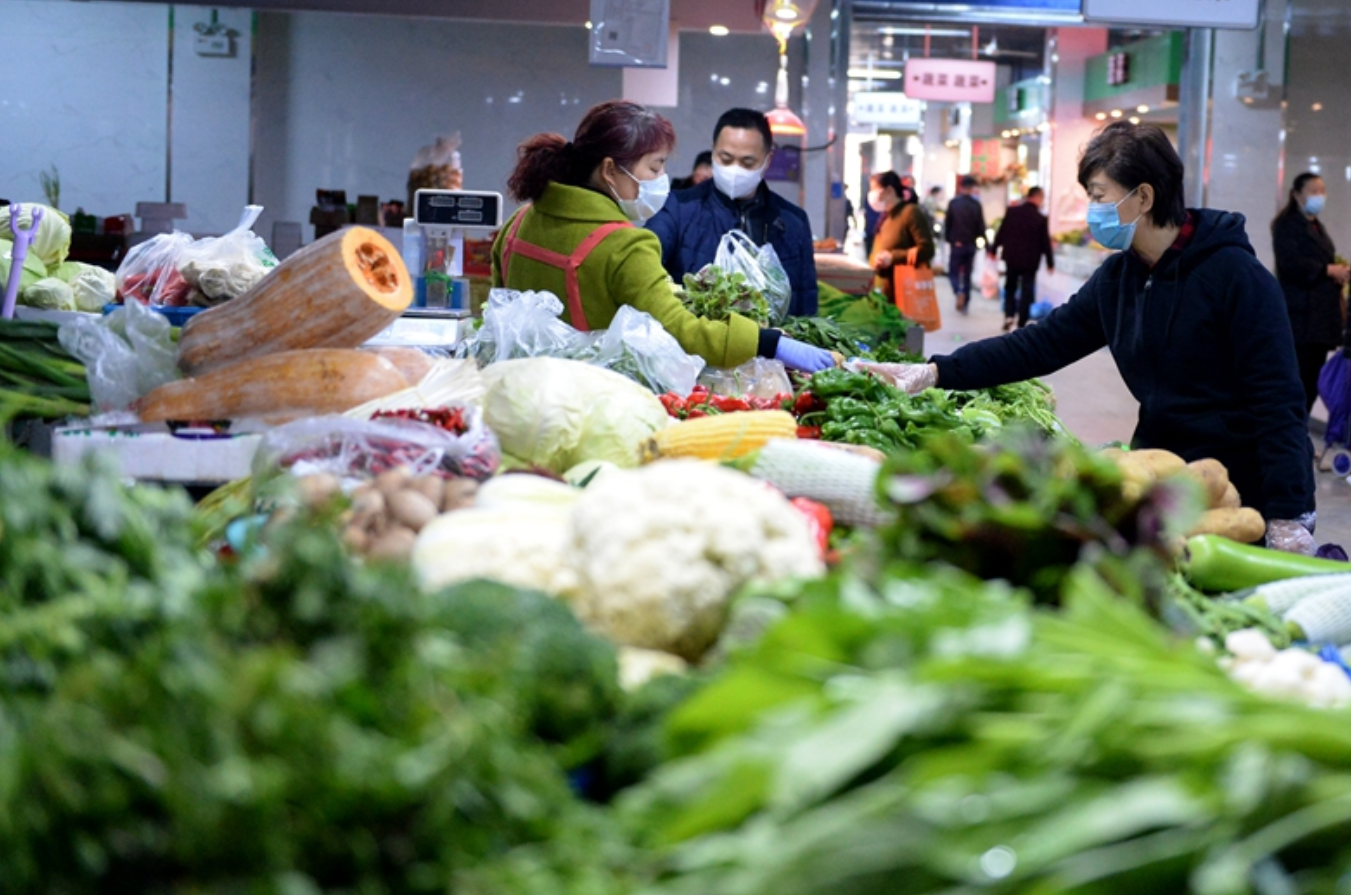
858, 121, 1317, 553
493, 99, 834, 372
1271, 172, 1350, 417
944, 175, 986, 313
647, 108, 819, 316
868, 171, 935, 303
671, 150, 713, 191
989, 186, 1055, 331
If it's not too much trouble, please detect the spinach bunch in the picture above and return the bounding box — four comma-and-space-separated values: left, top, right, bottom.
677, 265, 771, 325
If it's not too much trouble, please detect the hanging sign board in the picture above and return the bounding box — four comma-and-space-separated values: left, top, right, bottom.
903, 59, 997, 104
1083, 0, 1261, 30
589, 0, 670, 68
852, 92, 925, 128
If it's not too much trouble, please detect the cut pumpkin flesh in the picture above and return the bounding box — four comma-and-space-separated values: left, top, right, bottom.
138, 349, 410, 423
176, 227, 412, 376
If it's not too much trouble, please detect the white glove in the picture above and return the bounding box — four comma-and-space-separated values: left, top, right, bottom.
1266, 518, 1317, 556
851, 361, 938, 395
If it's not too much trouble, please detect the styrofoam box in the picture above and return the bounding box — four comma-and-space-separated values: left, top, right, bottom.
53, 424, 261, 484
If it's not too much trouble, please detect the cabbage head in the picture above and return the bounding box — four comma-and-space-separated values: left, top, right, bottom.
22, 277, 76, 311
0, 249, 46, 297
480, 357, 669, 474
52, 261, 115, 312
0, 204, 72, 269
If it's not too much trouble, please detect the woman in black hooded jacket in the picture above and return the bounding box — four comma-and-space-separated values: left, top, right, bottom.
1271, 172, 1351, 415
856, 121, 1318, 554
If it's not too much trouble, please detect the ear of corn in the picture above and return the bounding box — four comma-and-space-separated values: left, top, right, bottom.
1246, 573, 1351, 617
641, 410, 797, 463
749, 438, 885, 527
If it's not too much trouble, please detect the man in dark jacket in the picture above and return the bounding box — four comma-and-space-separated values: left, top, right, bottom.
944, 175, 986, 313
647, 108, 817, 317
989, 186, 1055, 330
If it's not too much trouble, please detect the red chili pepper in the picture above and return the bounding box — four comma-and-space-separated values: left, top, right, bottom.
796, 425, 822, 439
711, 395, 751, 413
792, 391, 822, 416
686, 408, 709, 419
790, 497, 833, 557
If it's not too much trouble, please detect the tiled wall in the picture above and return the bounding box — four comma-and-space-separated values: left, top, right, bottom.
0, 0, 171, 221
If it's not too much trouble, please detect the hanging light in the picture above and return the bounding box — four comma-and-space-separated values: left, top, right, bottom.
766, 53, 806, 138
765, 0, 804, 25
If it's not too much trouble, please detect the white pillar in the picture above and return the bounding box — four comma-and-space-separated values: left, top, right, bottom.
1044, 27, 1107, 238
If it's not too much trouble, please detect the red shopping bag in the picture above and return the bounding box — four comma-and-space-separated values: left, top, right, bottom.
894, 265, 941, 332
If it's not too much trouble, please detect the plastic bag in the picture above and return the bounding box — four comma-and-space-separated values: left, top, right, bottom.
176, 205, 278, 307
714, 229, 792, 325
254, 408, 500, 482
590, 305, 704, 396
698, 357, 793, 399
115, 231, 194, 306
462, 289, 704, 394
56, 299, 181, 414
463, 289, 586, 364
980, 258, 1000, 300
408, 132, 463, 209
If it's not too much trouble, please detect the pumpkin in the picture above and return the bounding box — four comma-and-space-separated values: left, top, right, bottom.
176, 227, 412, 376
138, 349, 409, 423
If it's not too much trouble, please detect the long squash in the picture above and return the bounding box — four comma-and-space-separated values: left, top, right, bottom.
176, 227, 412, 376
137, 349, 409, 423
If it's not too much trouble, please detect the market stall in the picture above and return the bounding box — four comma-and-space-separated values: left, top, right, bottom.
4, 195, 1351, 894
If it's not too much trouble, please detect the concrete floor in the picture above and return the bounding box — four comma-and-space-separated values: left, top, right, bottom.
923, 273, 1351, 550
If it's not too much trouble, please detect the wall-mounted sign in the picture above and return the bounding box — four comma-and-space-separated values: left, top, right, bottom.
589, 0, 670, 68
852, 91, 925, 128
1106, 52, 1130, 86
1083, 0, 1261, 30
903, 58, 997, 104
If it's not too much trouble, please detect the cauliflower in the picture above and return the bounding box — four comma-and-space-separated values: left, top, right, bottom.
564, 460, 825, 660
411, 507, 579, 596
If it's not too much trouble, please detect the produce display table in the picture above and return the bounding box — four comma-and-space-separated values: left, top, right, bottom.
53, 423, 262, 485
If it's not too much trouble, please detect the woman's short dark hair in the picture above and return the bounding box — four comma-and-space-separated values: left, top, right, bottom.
1274, 171, 1323, 227
507, 99, 675, 203
1077, 121, 1186, 228
871, 171, 903, 194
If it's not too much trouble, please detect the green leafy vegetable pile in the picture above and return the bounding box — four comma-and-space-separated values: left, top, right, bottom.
617, 555, 1351, 895
869, 428, 1196, 603
792, 369, 1066, 453
676, 265, 770, 326
0, 443, 637, 894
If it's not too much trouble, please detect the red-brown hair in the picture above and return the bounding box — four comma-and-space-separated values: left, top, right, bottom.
506, 99, 676, 202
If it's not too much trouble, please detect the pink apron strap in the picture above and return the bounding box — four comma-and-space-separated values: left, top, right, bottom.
498, 205, 631, 333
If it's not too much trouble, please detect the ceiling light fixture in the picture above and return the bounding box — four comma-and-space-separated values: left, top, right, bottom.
846, 68, 901, 80
1110, 109, 1123, 118
878, 26, 969, 37
709, 24, 729, 36
1136, 104, 1150, 113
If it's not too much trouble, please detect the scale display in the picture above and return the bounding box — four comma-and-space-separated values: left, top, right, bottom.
414, 190, 503, 230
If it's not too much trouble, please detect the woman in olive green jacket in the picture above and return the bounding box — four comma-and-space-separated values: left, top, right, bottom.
492, 99, 832, 371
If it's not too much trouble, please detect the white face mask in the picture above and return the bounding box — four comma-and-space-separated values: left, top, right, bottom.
611, 166, 670, 224
712, 159, 767, 200
867, 189, 888, 213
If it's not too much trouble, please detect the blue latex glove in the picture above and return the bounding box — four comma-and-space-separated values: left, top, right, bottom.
775, 337, 835, 372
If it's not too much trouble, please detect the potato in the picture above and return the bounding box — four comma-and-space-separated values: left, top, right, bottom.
349, 488, 387, 530
408, 475, 446, 508
1218, 481, 1241, 509
1129, 448, 1187, 478
1184, 458, 1230, 508
387, 488, 439, 532
295, 472, 341, 508
366, 525, 418, 561
374, 466, 415, 497
1188, 507, 1265, 543
441, 478, 480, 511
342, 524, 370, 553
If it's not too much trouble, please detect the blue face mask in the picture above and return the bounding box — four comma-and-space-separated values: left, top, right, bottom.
1304, 194, 1326, 217
1086, 187, 1142, 251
